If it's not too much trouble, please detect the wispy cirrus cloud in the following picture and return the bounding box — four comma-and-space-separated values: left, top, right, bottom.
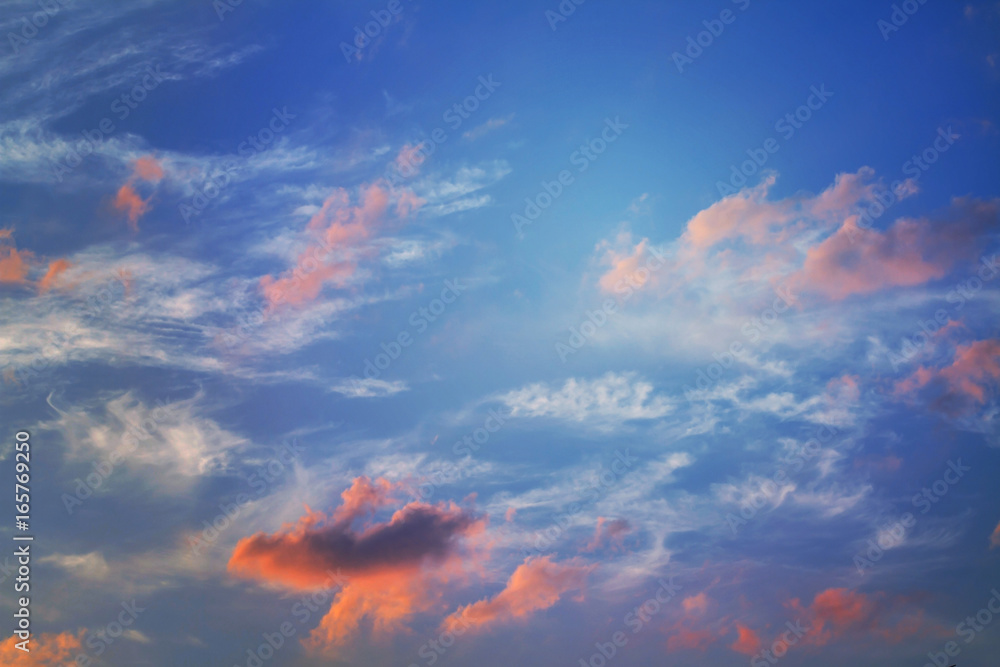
498, 372, 673, 427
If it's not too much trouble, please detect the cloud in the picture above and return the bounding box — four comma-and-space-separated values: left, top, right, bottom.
112, 155, 165, 231
38, 258, 72, 292
682, 592, 709, 616
895, 338, 1000, 414
0, 244, 32, 284
583, 517, 630, 552
991, 520, 1000, 549
591, 172, 998, 359
0, 630, 85, 665
329, 377, 409, 398
683, 173, 795, 250
498, 372, 673, 426
396, 143, 427, 176
463, 114, 514, 141
440, 556, 592, 634
787, 197, 999, 300
730, 622, 762, 655
40, 551, 111, 580
596, 233, 663, 295
258, 175, 422, 309
228, 477, 488, 653
43, 390, 247, 495
133, 155, 165, 181
228, 487, 483, 588
787, 587, 929, 646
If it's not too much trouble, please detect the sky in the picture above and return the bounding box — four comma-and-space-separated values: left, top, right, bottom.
1, 1, 999, 666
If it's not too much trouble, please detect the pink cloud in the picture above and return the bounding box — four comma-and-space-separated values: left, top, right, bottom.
894, 338, 1000, 413
786, 587, 933, 647
788, 197, 998, 300
730, 623, 762, 655
440, 556, 592, 634
0, 245, 32, 284
38, 258, 72, 293
259, 177, 422, 310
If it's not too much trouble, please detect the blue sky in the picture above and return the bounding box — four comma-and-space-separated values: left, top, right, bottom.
1, 1, 999, 666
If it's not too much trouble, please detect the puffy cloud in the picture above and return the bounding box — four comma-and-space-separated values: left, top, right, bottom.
895, 338, 1000, 414
228, 496, 483, 589
228, 477, 488, 653
596, 233, 665, 295
991, 520, 1000, 549
440, 556, 592, 634
594, 170, 997, 313
788, 197, 999, 300
0, 630, 84, 665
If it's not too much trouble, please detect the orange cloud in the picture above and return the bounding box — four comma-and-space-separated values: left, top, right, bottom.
991, 520, 1000, 549
730, 623, 762, 655
113, 183, 150, 231
0, 245, 32, 284
133, 155, 164, 181
440, 556, 592, 634
0, 227, 13, 240
38, 258, 72, 293
0, 630, 84, 665
786, 587, 929, 647
584, 517, 630, 552
895, 338, 1000, 413
229, 477, 487, 654
259, 178, 421, 310
112, 155, 165, 230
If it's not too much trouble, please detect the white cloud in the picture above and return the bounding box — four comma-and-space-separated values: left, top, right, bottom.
498, 372, 673, 426
330, 377, 409, 398
42, 389, 247, 494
